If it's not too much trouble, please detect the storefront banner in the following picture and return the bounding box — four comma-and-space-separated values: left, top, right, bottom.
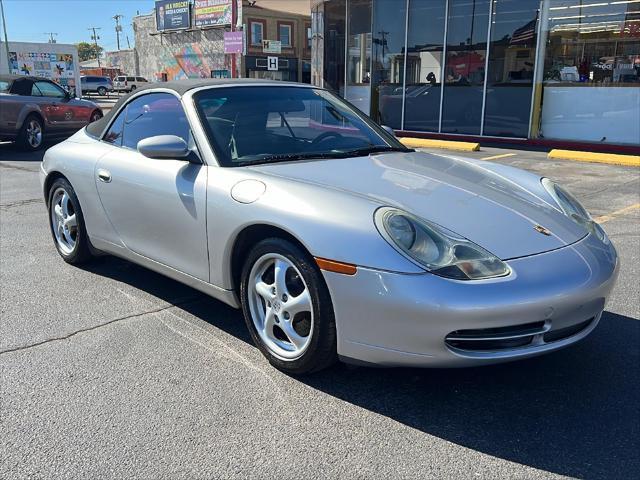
224, 31, 243, 54
155, 0, 191, 31
194, 0, 232, 27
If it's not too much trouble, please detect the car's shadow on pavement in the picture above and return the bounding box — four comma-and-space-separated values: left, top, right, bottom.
84, 256, 639, 479
0, 141, 55, 162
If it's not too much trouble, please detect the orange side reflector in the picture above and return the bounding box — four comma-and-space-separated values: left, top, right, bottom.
315, 257, 357, 275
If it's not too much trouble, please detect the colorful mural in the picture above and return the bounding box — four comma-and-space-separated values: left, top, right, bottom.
156, 43, 224, 80
9, 51, 75, 80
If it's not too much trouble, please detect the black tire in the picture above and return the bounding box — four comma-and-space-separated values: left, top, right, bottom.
240, 238, 337, 375
47, 178, 93, 265
89, 110, 103, 123
17, 114, 44, 151
130, 85, 137, 91
97, 86, 107, 96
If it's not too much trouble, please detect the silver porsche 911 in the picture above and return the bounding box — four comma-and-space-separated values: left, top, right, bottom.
40, 79, 619, 374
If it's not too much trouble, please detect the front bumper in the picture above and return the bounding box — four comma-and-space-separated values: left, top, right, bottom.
324, 233, 618, 367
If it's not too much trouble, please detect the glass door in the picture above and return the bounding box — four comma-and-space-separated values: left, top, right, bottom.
441, 0, 491, 135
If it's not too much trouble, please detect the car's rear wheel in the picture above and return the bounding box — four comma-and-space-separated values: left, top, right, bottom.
90, 110, 103, 123
240, 238, 337, 375
130, 85, 137, 92
97, 86, 107, 96
48, 178, 93, 264
17, 114, 44, 151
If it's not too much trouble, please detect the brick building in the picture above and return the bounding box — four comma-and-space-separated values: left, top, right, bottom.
119, 0, 310, 83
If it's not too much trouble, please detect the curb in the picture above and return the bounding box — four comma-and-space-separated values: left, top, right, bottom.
548, 149, 640, 167
399, 137, 480, 152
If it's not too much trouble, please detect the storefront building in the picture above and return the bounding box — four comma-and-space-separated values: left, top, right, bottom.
310, 0, 640, 149
132, 1, 310, 84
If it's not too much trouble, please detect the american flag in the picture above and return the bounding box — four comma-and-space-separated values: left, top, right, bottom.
510, 17, 538, 45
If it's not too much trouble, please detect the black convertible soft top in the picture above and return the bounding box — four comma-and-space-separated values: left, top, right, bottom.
85, 78, 305, 138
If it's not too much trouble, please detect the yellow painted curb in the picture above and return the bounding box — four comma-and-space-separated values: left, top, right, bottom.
548, 149, 640, 167
400, 137, 480, 152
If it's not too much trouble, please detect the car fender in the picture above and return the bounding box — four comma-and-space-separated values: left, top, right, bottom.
16, 103, 45, 129
206, 167, 424, 290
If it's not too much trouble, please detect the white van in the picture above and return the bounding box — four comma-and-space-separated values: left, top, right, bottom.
113, 75, 148, 92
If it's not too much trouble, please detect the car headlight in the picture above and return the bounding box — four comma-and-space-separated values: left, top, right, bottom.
375, 207, 510, 280
541, 178, 609, 244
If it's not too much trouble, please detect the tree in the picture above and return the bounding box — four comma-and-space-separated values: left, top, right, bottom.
77, 42, 103, 62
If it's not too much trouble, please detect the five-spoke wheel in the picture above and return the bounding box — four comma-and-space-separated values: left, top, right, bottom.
50, 187, 78, 255
241, 238, 337, 374
47, 178, 93, 264
249, 254, 314, 360
18, 115, 44, 151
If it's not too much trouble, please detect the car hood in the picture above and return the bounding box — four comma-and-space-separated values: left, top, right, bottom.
251, 151, 587, 260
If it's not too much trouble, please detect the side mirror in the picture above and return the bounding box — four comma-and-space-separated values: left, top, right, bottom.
137, 135, 191, 160
381, 125, 396, 137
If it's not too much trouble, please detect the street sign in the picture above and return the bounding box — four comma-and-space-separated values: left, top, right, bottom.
224, 31, 243, 54
267, 56, 278, 71
263, 40, 281, 54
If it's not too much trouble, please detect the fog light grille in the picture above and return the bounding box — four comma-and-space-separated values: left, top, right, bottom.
445, 321, 547, 351
543, 317, 594, 343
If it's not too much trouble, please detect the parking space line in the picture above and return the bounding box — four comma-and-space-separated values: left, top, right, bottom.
595, 203, 640, 224
481, 153, 516, 161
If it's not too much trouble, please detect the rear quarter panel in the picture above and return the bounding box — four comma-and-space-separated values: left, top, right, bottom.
42, 129, 117, 242
0, 94, 41, 137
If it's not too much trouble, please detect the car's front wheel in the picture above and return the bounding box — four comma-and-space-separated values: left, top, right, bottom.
48, 178, 93, 264
240, 238, 337, 375
97, 86, 107, 96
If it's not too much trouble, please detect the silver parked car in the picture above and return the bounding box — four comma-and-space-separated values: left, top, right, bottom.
80, 75, 113, 96
0, 75, 103, 150
40, 80, 618, 374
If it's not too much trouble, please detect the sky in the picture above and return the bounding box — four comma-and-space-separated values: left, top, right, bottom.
1, 0, 157, 51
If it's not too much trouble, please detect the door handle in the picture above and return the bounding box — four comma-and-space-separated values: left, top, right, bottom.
97, 169, 112, 183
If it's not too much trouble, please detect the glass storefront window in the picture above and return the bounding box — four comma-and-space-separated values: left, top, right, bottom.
483, 0, 540, 138
346, 0, 372, 113
323, 0, 346, 96
538, 0, 640, 144
403, 0, 447, 132
441, 0, 491, 135
370, 0, 407, 129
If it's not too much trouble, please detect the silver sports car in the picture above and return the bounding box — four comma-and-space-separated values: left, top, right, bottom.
40, 80, 619, 374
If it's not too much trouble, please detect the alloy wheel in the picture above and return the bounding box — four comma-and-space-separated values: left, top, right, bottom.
26, 119, 42, 148
248, 253, 314, 360
50, 187, 78, 255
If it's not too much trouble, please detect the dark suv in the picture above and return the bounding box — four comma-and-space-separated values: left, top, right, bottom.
80, 76, 113, 96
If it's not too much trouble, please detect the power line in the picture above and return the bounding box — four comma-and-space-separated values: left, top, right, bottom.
44, 32, 58, 43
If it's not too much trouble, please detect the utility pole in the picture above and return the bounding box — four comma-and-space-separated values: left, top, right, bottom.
112, 14, 123, 50
88, 26, 101, 67
44, 32, 58, 43
126, 35, 131, 50
0, 0, 11, 74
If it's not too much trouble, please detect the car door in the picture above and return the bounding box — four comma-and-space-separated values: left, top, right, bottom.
94, 92, 210, 281
32, 80, 79, 132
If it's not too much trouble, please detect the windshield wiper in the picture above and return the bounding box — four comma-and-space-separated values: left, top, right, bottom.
239, 152, 346, 166
237, 146, 411, 166
339, 145, 411, 157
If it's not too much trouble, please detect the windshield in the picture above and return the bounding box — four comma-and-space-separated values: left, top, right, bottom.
193, 86, 409, 167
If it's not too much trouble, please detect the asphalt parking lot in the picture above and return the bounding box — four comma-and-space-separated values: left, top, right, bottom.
1, 141, 638, 479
